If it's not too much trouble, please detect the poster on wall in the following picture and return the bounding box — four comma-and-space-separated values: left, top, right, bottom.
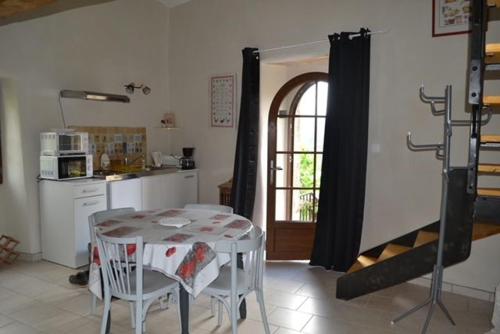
210, 74, 236, 128
433, 0, 471, 37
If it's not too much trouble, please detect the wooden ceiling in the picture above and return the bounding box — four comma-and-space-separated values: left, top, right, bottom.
0, 0, 115, 26
0, 0, 55, 18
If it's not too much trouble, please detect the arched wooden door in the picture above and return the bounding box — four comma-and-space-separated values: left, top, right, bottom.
267, 72, 329, 260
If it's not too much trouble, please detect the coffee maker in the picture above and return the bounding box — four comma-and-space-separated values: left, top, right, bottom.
180, 147, 195, 170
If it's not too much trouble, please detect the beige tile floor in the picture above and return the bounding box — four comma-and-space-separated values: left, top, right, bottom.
0, 260, 494, 333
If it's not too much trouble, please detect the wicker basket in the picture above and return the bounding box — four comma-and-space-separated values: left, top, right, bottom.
218, 179, 232, 206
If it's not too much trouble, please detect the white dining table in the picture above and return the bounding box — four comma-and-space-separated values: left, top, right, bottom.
89, 208, 255, 334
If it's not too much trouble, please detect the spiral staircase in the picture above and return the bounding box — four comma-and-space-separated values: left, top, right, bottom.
336, 0, 500, 301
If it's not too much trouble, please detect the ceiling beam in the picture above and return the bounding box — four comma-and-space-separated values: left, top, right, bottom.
0, 0, 115, 26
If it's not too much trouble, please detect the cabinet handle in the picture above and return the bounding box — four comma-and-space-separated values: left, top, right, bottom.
184, 175, 195, 179
82, 188, 99, 193
83, 200, 99, 207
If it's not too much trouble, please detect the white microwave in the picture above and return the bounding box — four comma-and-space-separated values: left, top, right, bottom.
40, 155, 93, 180
41, 131, 89, 156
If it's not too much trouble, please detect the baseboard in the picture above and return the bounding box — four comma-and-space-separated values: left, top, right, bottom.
17, 252, 42, 262
409, 277, 494, 302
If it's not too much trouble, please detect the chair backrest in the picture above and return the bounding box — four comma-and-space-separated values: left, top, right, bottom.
95, 231, 144, 301
214, 226, 265, 291
184, 203, 233, 214
88, 208, 136, 244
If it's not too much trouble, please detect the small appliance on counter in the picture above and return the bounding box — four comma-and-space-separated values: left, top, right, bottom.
39, 129, 93, 180
40, 155, 93, 180
180, 147, 195, 170
40, 130, 89, 156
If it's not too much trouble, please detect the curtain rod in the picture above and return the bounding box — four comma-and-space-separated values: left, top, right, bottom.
254, 29, 389, 54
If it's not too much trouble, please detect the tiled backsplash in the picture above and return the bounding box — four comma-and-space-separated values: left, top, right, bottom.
70, 126, 147, 170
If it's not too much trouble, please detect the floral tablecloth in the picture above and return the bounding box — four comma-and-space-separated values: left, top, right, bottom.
89, 208, 254, 298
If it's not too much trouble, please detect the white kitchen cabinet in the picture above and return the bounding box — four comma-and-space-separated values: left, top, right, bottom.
141, 170, 198, 210
108, 178, 142, 211
40, 179, 107, 268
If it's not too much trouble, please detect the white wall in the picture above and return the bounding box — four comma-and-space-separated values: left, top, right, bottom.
0, 0, 171, 254
169, 0, 500, 292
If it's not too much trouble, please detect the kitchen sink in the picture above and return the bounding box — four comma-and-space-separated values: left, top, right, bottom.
93, 166, 179, 181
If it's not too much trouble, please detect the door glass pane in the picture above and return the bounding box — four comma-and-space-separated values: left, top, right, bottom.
275, 189, 290, 221
279, 86, 300, 116
314, 190, 320, 221
317, 82, 328, 116
294, 117, 315, 152
315, 154, 323, 188
293, 153, 315, 188
275, 153, 290, 188
295, 84, 316, 116
276, 117, 291, 152
293, 190, 315, 222
316, 118, 325, 152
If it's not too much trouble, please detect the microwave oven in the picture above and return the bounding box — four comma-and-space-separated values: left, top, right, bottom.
41, 131, 89, 156
40, 155, 93, 180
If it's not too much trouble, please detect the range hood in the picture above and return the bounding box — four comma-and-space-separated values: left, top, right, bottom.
60, 90, 130, 103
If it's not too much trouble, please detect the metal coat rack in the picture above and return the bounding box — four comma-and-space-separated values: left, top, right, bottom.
391, 85, 490, 334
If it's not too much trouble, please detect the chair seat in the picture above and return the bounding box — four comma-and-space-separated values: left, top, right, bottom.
203, 266, 248, 296
120, 269, 177, 298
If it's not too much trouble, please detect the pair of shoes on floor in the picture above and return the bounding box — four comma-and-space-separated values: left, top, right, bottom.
69, 270, 89, 286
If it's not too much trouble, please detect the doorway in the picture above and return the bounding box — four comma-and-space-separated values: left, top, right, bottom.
267, 72, 329, 260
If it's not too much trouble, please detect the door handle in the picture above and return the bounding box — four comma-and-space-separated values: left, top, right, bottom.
83, 200, 99, 207
269, 160, 283, 185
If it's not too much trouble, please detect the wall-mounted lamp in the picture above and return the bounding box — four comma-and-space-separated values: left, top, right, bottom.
60, 90, 130, 103
124, 82, 151, 95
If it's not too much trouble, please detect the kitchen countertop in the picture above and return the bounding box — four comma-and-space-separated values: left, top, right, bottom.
93, 167, 197, 182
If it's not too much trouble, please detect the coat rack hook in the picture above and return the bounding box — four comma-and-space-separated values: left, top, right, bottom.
407, 132, 444, 152
419, 85, 446, 104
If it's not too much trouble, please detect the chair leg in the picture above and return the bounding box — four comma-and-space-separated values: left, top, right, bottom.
129, 302, 136, 329
135, 299, 143, 334
210, 296, 215, 316
100, 295, 111, 334
256, 290, 271, 334
91, 294, 97, 315
230, 296, 238, 334
217, 300, 223, 326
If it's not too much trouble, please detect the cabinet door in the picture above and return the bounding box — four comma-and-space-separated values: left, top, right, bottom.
108, 178, 142, 211
74, 195, 107, 267
175, 172, 198, 207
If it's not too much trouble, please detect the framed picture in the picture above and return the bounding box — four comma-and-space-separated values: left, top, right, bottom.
433, 0, 472, 37
210, 74, 236, 128
162, 112, 176, 128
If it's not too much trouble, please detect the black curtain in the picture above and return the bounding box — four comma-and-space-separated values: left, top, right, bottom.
230, 47, 260, 220
310, 29, 371, 272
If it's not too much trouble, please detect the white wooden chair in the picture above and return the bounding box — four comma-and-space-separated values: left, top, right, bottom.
95, 232, 181, 334
202, 226, 271, 334
88, 208, 136, 317
184, 203, 234, 213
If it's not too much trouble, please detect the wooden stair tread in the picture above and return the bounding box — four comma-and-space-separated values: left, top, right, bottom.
488, 0, 500, 7
377, 244, 412, 262
473, 223, 500, 241
478, 188, 500, 197
347, 255, 378, 274
486, 44, 500, 64
484, 96, 500, 107
481, 135, 500, 143
414, 231, 438, 247
478, 164, 500, 175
